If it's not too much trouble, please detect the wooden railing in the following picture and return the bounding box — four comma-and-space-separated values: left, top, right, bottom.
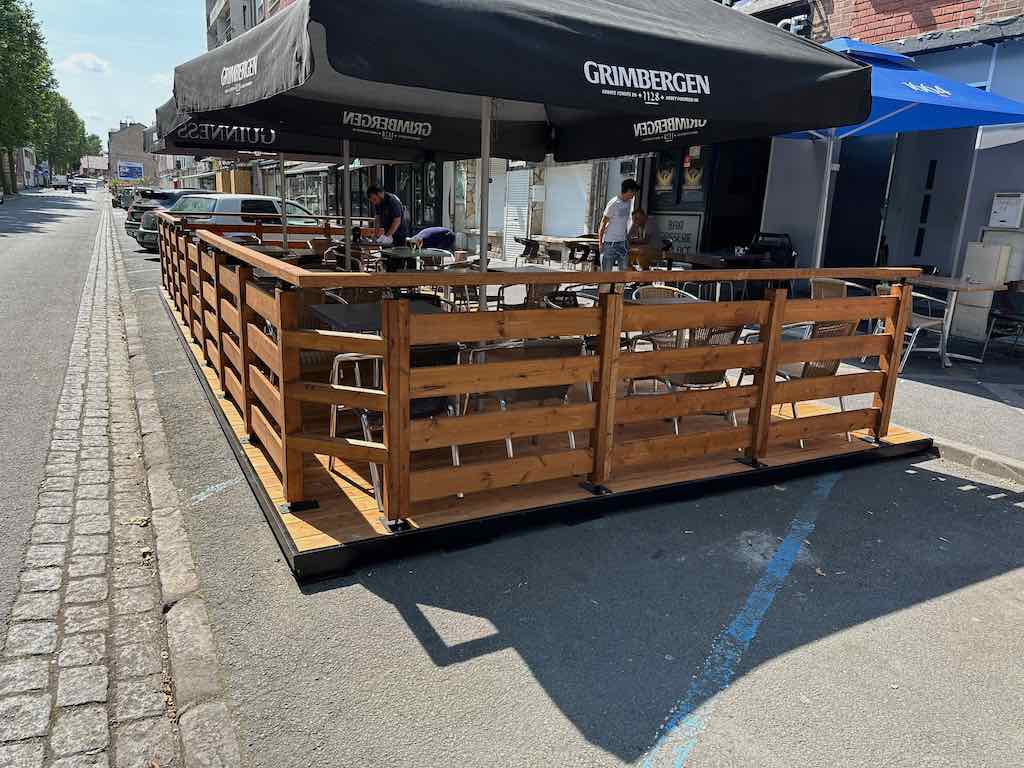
157, 213, 917, 523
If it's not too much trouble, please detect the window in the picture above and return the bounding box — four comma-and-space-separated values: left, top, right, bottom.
240, 199, 278, 222
169, 196, 217, 214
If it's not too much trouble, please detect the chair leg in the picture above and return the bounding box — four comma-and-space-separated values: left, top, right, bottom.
899, 328, 921, 373
500, 400, 514, 458
447, 404, 463, 499
563, 394, 576, 450
360, 412, 383, 513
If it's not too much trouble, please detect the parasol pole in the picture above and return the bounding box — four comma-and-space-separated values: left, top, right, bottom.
812, 133, 838, 269
478, 96, 492, 310
278, 153, 288, 254
342, 139, 352, 265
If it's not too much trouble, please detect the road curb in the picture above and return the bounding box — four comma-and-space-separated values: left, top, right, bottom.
934, 438, 1024, 485
112, 216, 244, 766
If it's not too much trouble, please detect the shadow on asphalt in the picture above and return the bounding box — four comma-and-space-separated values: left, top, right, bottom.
0, 192, 96, 237
302, 457, 1023, 762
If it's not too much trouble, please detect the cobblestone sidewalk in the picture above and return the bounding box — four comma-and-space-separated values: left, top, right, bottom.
0, 207, 224, 767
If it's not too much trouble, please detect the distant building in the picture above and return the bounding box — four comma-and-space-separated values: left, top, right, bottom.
108, 121, 157, 184
80, 155, 108, 177
206, 0, 262, 49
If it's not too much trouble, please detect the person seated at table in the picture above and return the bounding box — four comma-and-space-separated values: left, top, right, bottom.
629, 208, 649, 244
598, 178, 641, 271
409, 226, 456, 251
367, 185, 409, 246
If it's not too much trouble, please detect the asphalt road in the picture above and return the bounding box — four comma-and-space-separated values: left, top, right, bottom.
0, 189, 98, 641
120, 219, 1024, 768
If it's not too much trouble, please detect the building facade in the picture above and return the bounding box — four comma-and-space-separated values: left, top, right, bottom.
206, 0, 259, 49
108, 122, 158, 184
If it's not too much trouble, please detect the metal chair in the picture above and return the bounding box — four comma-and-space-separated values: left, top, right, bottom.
900, 292, 947, 372
981, 290, 1024, 362
810, 277, 848, 300
513, 237, 542, 267
463, 339, 587, 458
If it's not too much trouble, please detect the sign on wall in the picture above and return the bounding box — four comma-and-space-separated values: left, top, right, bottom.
651, 212, 703, 256
117, 161, 144, 181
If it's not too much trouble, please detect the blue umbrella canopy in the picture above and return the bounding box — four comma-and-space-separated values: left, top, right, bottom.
793, 38, 1024, 139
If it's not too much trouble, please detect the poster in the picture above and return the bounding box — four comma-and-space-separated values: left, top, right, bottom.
683, 146, 704, 190
651, 212, 702, 257
117, 161, 144, 181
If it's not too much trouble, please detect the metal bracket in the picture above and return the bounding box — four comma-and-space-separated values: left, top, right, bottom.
280, 500, 320, 513
579, 481, 612, 496
735, 456, 761, 468
380, 516, 412, 533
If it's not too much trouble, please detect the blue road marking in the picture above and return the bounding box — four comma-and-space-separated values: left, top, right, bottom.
641, 472, 841, 768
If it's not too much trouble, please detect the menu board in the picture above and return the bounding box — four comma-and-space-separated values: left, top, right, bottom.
651, 212, 702, 257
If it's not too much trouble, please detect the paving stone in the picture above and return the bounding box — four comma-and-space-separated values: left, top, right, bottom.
179, 701, 243, 768
65, 577, 109, 605
0, 657, 50, 695
58, 633, 106, 668
74, 516, 111, 536
74, 500, 108, 518
112, 586, 159, 616
39, 490, 75, 507
51, 705, 109, 756
41, 477, 75, 492
79, 448, 109, 460
79, 460, 109, 473
44, 464, 78, 478
56, 665, 108, 707
112, 717, 175, 768
63, 604, 110, 635
4, 622, 58, 656
113, 675, 165, 721
71, 536, 109, 557
46, 452, 77, 465
19, 568, 62, 593
12, 592, 61, 621
68, 556, 107, 579
75, 486, 109, 501
112, 642, 161, 679
81, 436, 108, 448
165, 598, 220, 709
0, 693, 51, 740
0, 741, 44, 768
36, 507, 73, 524
25, 544, 67, 569
48, 753, 110, 768
111, 612, 161, 648
31, 523, 70, 544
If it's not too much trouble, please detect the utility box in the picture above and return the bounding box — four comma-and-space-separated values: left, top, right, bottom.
952, 242, 1011, 341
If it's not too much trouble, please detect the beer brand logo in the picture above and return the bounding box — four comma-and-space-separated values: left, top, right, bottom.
342, 111, 433, 141
902, 81, 951, 98
634, 117, 707, 142
221, 55, 259, 91
175, 123, 277, 146
584, 61, 710, 106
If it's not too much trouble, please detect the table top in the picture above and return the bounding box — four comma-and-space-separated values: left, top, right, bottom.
532, 235, 599, 246
489, 264, 557, 273
913, 275, 1007, 292
310, 300, 445, 334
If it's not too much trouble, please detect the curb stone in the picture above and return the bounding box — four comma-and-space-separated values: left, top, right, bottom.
934, 438, 1024, 486
111, 216, 243, 765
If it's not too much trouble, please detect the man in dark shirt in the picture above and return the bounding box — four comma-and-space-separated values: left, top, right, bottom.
367, 185, 409, 246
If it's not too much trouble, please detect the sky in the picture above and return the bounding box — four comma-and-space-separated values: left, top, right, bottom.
30, 0, 207, 150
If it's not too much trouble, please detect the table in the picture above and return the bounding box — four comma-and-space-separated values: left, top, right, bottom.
309, 300, 446, 334
912, 275, 1008, 367
532, 236, 600, 268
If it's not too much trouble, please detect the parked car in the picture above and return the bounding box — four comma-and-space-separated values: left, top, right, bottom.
0, 187, 5, 205
70, 179, 88, 194
163, 194, 318, 245
117, 187, 135, 210
52, 174, 68, 190
135, 190, 218, 252
126, 189, 202, 241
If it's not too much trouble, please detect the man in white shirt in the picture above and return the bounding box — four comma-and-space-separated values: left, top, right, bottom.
598, 178, 641, 271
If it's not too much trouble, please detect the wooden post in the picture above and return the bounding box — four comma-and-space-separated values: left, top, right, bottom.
748, 289, 788, 462
873, 282, 913, 439
212, 250, 227, 392
590, 292, 624, 485
236, 265, 255, 436
198, 248, 213, 367
277, 289, 305, 503
382, 299, 411, 524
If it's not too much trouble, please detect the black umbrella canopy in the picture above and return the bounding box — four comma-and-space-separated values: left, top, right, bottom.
170, 0, 871, 161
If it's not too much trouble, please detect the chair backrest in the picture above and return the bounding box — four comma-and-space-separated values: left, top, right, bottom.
811, 278, 848, 300
662, 327, 742, 387
801, 320, 856, 378
418, 248, 451, 269
409, 343, 461, 419
473, 338, 585, 403
545, 290, 580, 309
632, 284, 691, 302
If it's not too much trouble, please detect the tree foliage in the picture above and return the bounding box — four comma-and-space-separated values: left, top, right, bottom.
0, 0, 98, 188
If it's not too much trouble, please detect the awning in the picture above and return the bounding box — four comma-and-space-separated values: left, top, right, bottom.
166, 0, 872, 162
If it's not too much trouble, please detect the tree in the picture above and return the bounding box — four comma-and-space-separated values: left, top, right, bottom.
0, 0, 55, 193
83, 133, 103, 157
34, 92, 92, 175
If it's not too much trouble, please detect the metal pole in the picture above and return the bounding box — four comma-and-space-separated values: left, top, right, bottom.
952, 128, 982, 278
278, 153, 288, 253
812, 134, 838, 269
478, 96, 492, 310
342, 139, 352, 264
759, 138, 777, 232
873, 133, 900, 266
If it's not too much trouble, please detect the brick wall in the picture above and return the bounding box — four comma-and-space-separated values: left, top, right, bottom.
813, 0, 1023, 44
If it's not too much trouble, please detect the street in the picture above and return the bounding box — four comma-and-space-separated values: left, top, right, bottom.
107, 196, 1024, 766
